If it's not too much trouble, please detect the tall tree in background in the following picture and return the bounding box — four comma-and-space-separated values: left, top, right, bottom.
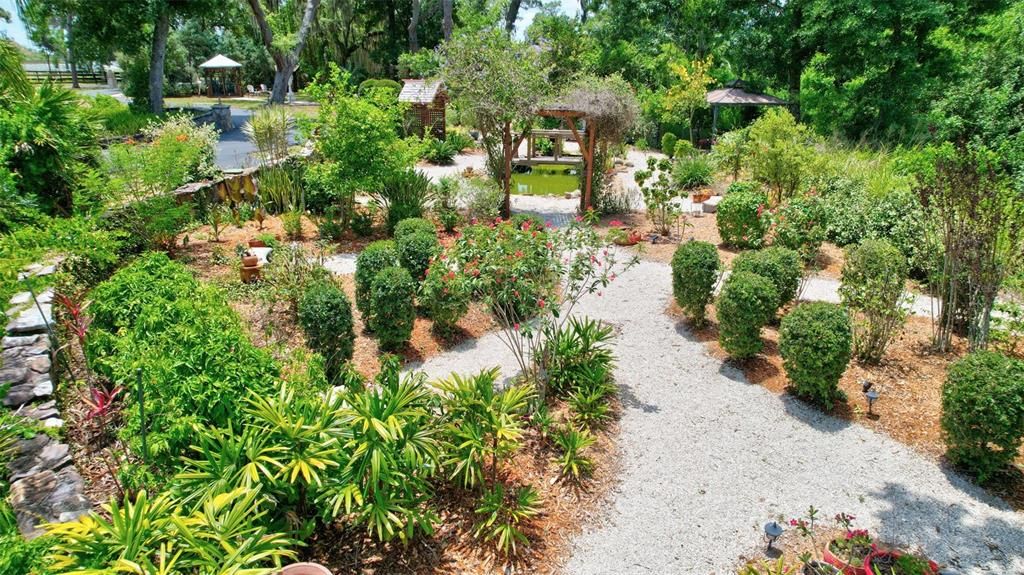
246, 0, 321, 104
662, 55, 713, 143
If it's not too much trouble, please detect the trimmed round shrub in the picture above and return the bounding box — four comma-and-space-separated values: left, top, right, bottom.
778, 302, 852, 407
661, 132, 678, 158
941, 351, 1024, 482
298, 280, 355, 377
370, 266, 417, 350
419, 260, 472, 334
731, 246, 802, 311
394, 217, 436, 240
772, 193, 827, 263
671, 240, 720, 326
717, 271, 778, 360
397, 231, 440, 281
717, 187, 770, 249
355, 240, 398, 317
839, 238, 909, 363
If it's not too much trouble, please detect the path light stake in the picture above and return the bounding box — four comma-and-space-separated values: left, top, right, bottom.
861, 380, 880, 416
763, 521, 784, 551
136, 368, 148, 462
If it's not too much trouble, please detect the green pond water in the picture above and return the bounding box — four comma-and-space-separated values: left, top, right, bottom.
510, 164, 580, 196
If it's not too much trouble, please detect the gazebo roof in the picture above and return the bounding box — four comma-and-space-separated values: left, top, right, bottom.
399, 79, 445, 104
706, 80, 787, 107
199, 54, 242, 70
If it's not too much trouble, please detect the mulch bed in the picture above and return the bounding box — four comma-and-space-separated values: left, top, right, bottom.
667, 301, 1024, 512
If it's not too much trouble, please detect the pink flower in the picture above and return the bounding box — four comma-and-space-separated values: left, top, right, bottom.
514, 323, 520, 331
610, 219, 623, 227
522, 220, 532, 231
515, 250, 523, 258
575, 215, 584, 222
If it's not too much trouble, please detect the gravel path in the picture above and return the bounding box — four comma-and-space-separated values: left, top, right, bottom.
412, 257, 1024, 574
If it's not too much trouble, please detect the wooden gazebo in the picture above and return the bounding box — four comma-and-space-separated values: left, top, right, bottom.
706, 79, 788, 136
199, 54, 243, 100
399, 79, 447, 139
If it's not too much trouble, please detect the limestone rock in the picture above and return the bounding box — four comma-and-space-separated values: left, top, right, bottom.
6, 302, 53, 335
8, 434, 72, 482
9, 468, 91, 538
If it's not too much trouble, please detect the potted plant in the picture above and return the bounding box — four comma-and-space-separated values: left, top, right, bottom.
281, 563, 333, 575
823, 513, 872, 575
692, 190, 712, 203
248, 238, 267, 248
791, 507, 842, 575
607, 220, 642, 246
862, 550, 939, 575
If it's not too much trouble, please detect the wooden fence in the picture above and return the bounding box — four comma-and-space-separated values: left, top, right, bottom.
24, 69, 119, 85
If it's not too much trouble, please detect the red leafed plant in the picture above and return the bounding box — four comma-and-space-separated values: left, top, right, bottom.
83, 386, 123, 420
54, 291, 92, 348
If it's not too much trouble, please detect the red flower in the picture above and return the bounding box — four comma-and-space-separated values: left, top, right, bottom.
522, 220, 532, 230
514, 250, 523, 258
610, 219, 623, 227
538, 298, 546, 308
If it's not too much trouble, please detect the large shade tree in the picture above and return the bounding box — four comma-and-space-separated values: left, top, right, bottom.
246, 0, 322, 104
442, 29, 549, 216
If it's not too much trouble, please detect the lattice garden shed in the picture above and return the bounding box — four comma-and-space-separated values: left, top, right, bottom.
399, 79, 447, 139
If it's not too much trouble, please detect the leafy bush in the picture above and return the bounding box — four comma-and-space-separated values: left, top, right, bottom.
672, 153, 714, 189
262, 243, 331, 311
83, 94, 156, 136
661, 132, 678, 157
355, 239, 399, 317
373, 169, 434, 234
674, 139, 695, 159
446, 131, 475, 153
839, 239, 909, 363
717, 187, 770, 249
778, 302, 852, 407
351, 206, 376, 236
746, 108, 813, 206
553, 426, 596, 480
282, 210, 303, 240
635, 157, 681, 236
88, 252, 197, 332
298, 280, 355, 380
423, 137, 457, 165
709, 127, 749, 180
473, 483, 541, 556
357, 78, 402, 95
671, 240, 720, 326
731, 246, 802, 311
941, 351, 1024, 482
394, 217, 436, 239
419, 258, 472, 334
457, 176, 503, 222
717, 271, 779, 359
772, 193, 827, 263
398, 231, 441, 282
370, 266, 417, 350
438, 208, 460, 233
302, 160, 352, 216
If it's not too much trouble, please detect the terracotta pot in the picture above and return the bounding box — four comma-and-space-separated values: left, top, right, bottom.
692, 193, 711, 203
248, 239, 267, 248
824, 540, 868, 575
241, 255, 259, 267
281, 563, 333, 575
240, 265, 261, 283
863, 551, 939, 575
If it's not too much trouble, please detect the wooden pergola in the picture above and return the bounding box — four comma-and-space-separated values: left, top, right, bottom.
526, 106, 597, 211
707, 79, 788, 136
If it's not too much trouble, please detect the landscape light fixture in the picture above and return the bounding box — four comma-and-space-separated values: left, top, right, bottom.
763, 521, 784, 551
861, 380, 880, 415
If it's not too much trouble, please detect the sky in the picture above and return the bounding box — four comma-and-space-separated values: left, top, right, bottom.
0, 0, 579, 49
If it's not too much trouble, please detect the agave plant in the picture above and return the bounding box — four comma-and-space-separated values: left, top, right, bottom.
434, 367, 534, 488
473, 483, 542, 556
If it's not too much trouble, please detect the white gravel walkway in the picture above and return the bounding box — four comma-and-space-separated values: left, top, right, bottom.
412, 257, 1024, 574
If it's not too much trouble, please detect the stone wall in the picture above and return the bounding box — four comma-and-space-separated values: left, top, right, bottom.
2, 262, 91, 538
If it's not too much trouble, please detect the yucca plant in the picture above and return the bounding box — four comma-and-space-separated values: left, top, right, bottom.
473, 483, 542, 556
434, 367, 534, 488
244, 106, 294, 166
257, 165, 304, 215
552, 425, 596, 481
373, 169, 435, 234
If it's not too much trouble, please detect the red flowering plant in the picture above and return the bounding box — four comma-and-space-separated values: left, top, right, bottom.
420, 254, 474, 336
790, 506, 835, 574
828, 512, 873, 568
451, 210, 638, 401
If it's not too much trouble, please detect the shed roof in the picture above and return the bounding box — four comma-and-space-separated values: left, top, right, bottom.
199, 54, 242, 69
399, 79, 445, 104
706, 80, 787, 107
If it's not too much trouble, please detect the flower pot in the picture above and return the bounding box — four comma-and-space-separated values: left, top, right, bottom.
281, 563, 333, 575
824, 540, 868, 575
248, 239, 267, 248
863, 551, 939, 575
241, 255, 259, 267
804, 561, 841, 575
692, 193, 711, 203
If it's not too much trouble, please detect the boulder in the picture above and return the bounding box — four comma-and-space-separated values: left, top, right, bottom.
9, 468, 91, 538
8, 434, 71, 482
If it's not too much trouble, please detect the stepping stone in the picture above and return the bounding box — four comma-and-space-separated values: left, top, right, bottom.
702, 195, 723, 213
9, 467, 91, 538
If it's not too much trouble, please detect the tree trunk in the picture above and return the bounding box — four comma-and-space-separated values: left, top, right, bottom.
504, 0, 522, 34
502, 124, 513, 217
442, 0, 453, 40
148, 10, 170, 114
579, 0, 589, 24
247, 0, 321, 104
65, 15, 79, 89
409, 0, 420, 52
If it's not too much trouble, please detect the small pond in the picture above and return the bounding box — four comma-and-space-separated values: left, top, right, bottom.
511, 164, 580, 196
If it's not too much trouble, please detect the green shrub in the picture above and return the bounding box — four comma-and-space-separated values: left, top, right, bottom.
731, 246, 802, 311
674, 139, 695, 159
298, 280, 355, 380
661, 132, 678, 157
397, 231, 441, 281
423, 137, 457, 165
839, 239, 909, 363
941, 351, 1024, 482
772, 193, 827, 263
437, 208, 460, 233
355, 240, 399, 317
544, 317, 616, 398
351, 207, 376, 237
89, 252, 198, 333
419, 259, 472, 334
672, 153, 714, 189
671, 240, 720, 326
357, 78, 402, 95
746, 108, 813, 206
394, 217, 436, 239
717, 271, 778, 359
778, 302, 852, 407
446, 131, 475, 153
370, 266, 417, 350
717, 187, 770, 249
374, 169, 434, 234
